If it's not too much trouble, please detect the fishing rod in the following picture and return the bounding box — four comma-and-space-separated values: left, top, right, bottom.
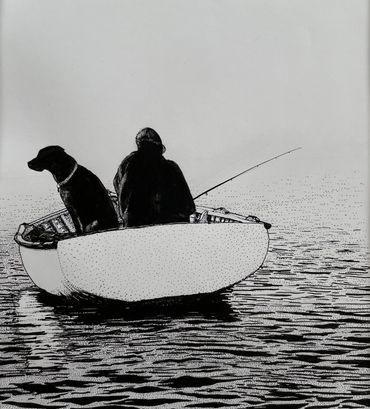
193, 147, 302, 200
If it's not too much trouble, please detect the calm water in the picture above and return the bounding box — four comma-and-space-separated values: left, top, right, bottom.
0, 174, 369, 408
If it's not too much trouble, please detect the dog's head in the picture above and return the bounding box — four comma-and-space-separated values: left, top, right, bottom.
28, 146, 70, 172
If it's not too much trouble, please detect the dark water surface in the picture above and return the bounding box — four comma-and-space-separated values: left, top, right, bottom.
1, 175, 369, 408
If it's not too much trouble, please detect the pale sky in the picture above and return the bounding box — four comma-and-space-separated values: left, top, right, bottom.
1, 0, 368, 194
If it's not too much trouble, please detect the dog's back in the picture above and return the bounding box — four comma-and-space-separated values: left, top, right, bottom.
59, 165, 118, 234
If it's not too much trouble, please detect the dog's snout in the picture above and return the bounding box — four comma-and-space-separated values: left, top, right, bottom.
28, 158, 43, 171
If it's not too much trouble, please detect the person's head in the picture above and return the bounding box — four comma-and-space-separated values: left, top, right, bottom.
135, 128, 166, 155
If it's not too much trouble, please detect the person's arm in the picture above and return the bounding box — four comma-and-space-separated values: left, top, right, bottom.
167, 160, 196, 219
113, 152, 135, 194
113, 153, 136, 223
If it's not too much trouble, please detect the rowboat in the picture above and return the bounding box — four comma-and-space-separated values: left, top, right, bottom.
14, 197, 270, 303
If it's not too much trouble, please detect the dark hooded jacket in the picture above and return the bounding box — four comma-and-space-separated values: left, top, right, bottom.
114, 137, 195, 227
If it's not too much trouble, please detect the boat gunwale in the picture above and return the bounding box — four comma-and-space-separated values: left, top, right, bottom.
15, 202, 270, 251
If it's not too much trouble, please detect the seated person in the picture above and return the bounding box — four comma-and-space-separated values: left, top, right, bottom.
113, 128, 195, 227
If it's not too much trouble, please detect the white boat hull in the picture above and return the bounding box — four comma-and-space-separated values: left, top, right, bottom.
19, 223, 269, 302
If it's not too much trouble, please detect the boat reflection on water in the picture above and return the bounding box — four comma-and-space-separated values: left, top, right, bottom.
7, 287, 243, 409
11, 289, 239, 381
35, 288, 239, 324
15, 291, 66, 371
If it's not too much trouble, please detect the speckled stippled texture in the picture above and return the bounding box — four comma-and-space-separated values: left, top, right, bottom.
57, 223, 269, 301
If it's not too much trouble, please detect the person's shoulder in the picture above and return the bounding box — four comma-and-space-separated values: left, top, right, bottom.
164, 159, 187, 178
122, 151, 137, 161
118, 151, 137, 167
165, 159, 181, 170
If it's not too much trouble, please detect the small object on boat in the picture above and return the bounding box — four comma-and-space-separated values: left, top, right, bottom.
198, 210, 209, 224
14, 201, 270, 303
245, 215, 260, 222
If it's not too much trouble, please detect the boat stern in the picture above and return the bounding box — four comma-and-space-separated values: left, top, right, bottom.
15, 224, 70, 296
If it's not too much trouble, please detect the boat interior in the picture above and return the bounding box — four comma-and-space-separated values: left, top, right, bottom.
14, 193, 265, 249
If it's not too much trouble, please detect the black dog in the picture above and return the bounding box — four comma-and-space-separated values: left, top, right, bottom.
28, 146, 119, 235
